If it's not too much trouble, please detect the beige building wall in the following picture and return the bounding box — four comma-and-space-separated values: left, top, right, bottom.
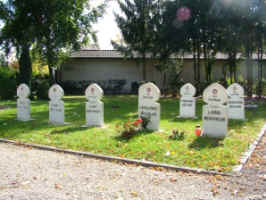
60, 57, 264, 92
61, 58, 142, 91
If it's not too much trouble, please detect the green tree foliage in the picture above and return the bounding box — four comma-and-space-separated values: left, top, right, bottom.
0, 0, 105, 86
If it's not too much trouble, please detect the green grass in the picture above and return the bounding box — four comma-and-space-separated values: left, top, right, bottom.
0, 96, 265, 172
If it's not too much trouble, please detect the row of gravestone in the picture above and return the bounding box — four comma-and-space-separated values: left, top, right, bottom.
178, 82, 245, 120
16, 82, 245, 139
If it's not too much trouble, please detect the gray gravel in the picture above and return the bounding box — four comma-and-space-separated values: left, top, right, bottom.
0, 142, 239, 200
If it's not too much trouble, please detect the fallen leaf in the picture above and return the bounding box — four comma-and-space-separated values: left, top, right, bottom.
55, 184, 62, 190
130, 191, 138, 197
169, 177, 177, 182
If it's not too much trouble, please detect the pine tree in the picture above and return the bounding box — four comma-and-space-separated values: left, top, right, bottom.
113, 0, 160, 80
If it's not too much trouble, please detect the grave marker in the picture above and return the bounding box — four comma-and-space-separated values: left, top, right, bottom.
202, 83, 228, 138
49, 84, 65, 125
227, 83, 245, 120
138, 82, 160, 131
84, 83, 104, 127
17, 83, 32, 121
178, 83, 197, 118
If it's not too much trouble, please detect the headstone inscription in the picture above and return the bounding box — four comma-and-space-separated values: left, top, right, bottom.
49, 84, 65, 124
202, 83, 228, 138
84, 83, 104, 127
17, 83, 32, 121
227, 83, 245, 120
178, 83, 197, 118
138, 82, 160, 131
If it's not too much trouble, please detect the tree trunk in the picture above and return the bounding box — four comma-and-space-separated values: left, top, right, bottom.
48, 65, 56, 85
196, 40, 200, 83
47, 49, 56, 86
257, 41, 263, 98
193, 41, 197, 83
19, 44, 32, 87
142, 53, 147, 80
246, 48, 253, 97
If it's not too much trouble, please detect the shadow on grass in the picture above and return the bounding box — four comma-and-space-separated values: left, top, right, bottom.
50, 126, 88, 135
189, 136, 225, 150
114, 130, 154, 142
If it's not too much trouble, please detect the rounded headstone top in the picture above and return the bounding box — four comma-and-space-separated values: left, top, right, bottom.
17, 83, 30, 99
180, 83, 196, 97
85, 83, 103, 101
49, 84, 64, 101
227, 83, 244, 97
139, 82, 160, 102
203, 83, 228, 105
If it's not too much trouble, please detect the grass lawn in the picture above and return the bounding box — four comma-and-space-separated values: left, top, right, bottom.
0, 96, 265, 172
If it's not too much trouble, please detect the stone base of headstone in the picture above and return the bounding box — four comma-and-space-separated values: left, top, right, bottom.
202, 105, 228, 138
81, 124, 107, 128
138, 102, 160, 131
245, 104, 258, 109
176, 115, 198, 119
15, 118, 35, 122
49, 121, 70, 126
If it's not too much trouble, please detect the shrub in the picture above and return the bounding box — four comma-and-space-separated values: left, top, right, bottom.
169, 129, 185, 140
31, 74, 50, 100
0, 68, 17, 100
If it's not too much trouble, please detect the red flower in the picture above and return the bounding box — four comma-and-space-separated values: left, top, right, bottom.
133, 119, 143, 126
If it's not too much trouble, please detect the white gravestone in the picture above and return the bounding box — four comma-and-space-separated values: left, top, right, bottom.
178, 83, 197, 118
84, 83, 104, 127
17, 84, 32, 121
202, 83, 228, 138
49, 84, 65, 125
138, 82, 160, 131
227, 83, 245, 120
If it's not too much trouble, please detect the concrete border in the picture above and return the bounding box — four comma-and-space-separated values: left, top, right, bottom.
233, 124, 266, 172
0, 138, 234, 177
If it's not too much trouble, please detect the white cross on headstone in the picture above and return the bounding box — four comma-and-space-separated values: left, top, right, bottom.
138, 82, 160, 131
84, 83, 104, 127
227, 83, 245, 120
178, 83, 197, 118
202, 83, 228, 138
48, 84, 65, 125
17, 83, 32, 121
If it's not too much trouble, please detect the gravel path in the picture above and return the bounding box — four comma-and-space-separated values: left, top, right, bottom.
0, 135, 265, 200
0, 143, 235, 200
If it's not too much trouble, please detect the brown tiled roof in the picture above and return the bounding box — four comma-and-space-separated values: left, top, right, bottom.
71, 50, 123, 58
70, 50, 266, 60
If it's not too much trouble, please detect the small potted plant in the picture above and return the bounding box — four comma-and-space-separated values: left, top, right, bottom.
169, 129, 185, 140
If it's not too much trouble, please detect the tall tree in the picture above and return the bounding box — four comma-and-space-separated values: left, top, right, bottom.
113, 0, 159, 80
0, 0, 36, 86
0, 0, 104, 86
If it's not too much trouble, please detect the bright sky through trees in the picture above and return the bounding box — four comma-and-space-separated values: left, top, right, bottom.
93, 0, 120, 49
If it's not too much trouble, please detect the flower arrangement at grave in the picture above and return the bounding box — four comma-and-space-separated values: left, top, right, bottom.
116, 119, 142, 139
116, 116, 151, 139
